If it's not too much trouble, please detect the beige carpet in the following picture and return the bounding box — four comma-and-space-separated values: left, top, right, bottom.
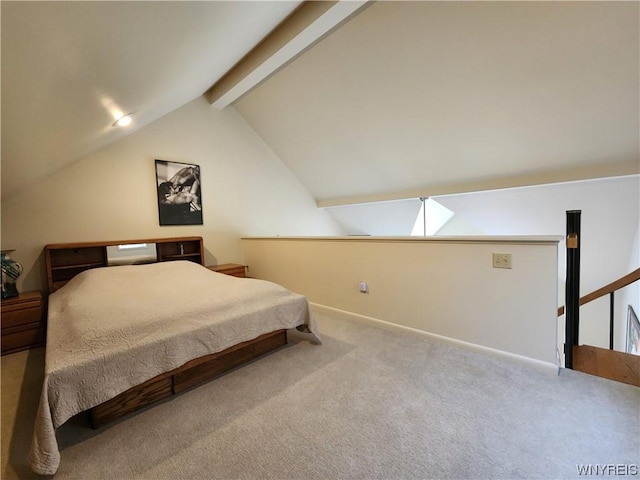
2, 310, 639, 479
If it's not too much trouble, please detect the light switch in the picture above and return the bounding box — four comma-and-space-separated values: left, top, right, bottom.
492, 253, 512, 269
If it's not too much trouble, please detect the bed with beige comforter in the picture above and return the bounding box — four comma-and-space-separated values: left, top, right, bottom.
29, 261, 318, 475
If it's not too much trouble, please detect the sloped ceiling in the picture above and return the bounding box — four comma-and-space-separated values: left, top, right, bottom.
2, 1, 638, 207
235, 1, 640, 206
1, 1, 301, 200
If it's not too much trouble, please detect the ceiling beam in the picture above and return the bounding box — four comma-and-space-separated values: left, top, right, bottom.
204, 0, 371, 109
317, 160, 640, 208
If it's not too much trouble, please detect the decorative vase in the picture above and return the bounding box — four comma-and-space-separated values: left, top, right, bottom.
1, 250, 23, 299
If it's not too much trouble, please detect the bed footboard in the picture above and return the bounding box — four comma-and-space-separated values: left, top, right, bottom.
89, 329, 287, 428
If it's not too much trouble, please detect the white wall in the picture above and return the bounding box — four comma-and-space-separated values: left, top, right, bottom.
325, 198, 455, 237
325, 199, 421, 236
1, 97, 343, 293
434, 176, 640, 351
618, 225, 640, 352
242, 236, 560, 366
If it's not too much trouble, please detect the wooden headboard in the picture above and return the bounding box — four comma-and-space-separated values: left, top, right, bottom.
44, 236, 204, 294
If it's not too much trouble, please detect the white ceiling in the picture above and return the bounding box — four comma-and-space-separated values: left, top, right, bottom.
2, 1, 638, 206
1, 0, 301, 200
235, 1, 640, 205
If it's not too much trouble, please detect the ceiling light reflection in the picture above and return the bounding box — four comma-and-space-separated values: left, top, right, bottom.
113, 114, 133, 127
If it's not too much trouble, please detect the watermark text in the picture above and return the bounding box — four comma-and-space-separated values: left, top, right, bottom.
576, 464, 638, 476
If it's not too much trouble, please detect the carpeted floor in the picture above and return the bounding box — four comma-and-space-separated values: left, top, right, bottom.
2, 309, 639, 479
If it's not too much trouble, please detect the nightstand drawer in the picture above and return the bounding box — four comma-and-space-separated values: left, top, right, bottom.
1, 291, 45, 355
1, 324, 44, 354
2, 307, 42, 328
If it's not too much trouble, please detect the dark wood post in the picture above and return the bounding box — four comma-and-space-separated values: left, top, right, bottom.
564, 210, 581, 369
609, 292, 615, 350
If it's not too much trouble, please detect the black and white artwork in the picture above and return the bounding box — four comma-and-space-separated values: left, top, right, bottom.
155, 160, 203, 226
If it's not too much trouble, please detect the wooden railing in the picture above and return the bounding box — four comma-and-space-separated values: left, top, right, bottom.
561, 210, 639, 379
558, 268, 640, 317
559, 267, 640, 352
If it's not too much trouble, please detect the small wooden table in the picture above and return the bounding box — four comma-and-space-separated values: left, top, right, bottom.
1, 291, 45, 355
207, 263, 246, 278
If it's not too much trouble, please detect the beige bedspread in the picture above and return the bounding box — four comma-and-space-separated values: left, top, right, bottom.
29, 261, 318, 475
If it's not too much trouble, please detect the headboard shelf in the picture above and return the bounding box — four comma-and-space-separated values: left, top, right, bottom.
50, 262, 106, 271
161, 253, 202, 260
44, 236, 204, 294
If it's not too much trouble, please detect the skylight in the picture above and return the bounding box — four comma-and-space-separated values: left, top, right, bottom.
411, 198, 455, 236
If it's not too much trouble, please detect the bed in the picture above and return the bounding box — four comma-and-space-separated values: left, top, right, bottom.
29, 237, 319, 475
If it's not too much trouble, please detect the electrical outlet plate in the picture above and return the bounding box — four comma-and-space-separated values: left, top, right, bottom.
492, 253, 512, 269
359, 281, 369, 293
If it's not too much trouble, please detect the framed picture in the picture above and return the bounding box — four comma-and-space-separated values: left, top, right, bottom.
626, 305, 640, 356
155, 160, 203, 226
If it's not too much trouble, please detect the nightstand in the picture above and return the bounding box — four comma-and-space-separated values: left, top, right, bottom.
1, 291, 45, 355
207, 263, 246, 278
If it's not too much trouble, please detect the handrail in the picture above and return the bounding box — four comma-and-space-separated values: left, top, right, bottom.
558, 267, 640, 316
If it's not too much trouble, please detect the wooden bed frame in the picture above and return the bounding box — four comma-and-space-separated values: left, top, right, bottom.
90, 329, 287, 428
43, 236, 291, 428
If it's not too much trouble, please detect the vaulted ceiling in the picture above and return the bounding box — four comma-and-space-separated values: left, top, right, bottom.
1, 1, 301, 200
2, 1, 638, 205
235, 1, 639, 206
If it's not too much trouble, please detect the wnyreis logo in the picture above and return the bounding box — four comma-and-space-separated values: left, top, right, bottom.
576, 464, 638, 476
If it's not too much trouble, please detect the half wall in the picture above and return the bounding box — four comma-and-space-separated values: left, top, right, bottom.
242, 236, 560, 366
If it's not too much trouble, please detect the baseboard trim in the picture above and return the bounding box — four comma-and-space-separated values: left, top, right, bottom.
310, 303, 560, 376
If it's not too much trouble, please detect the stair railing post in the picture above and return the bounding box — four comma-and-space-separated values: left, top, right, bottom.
609, 291, 614, 350
565, 210, 581, 369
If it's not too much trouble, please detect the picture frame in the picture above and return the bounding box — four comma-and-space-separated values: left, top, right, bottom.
155, 160, 203, 226
626, 305, 639, 355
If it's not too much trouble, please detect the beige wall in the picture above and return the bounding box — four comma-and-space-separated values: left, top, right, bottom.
1, 97, 342, 292
242, 236, 560, 365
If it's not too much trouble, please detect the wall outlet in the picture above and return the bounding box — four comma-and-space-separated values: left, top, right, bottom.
492, 253, 512, 269
359, 281, 369, 293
